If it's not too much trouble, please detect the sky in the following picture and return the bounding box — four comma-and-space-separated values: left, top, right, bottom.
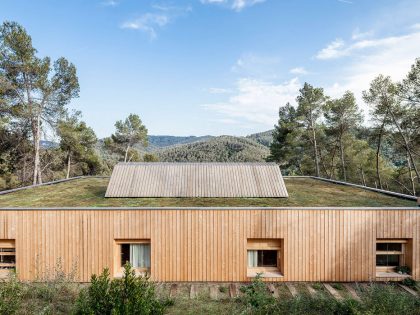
1, 0, 420, 138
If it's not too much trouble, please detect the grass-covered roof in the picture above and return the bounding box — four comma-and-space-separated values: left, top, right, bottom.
0, 177, 416, 207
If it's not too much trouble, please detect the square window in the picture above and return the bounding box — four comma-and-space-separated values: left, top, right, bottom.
114, 240, 150, 277
247, 239, 283, 278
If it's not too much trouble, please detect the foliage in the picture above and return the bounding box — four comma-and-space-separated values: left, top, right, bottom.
73, 263, 166, 315
0, 21, 79, 185
0, 273, 23, 315
401, 277, 416, 287
105, 114, 148, 163
395, 265, 410, 275
157, 135, 269, 162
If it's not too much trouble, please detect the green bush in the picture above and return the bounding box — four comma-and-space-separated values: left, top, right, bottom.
359, 283, 420, 315
0, 272, 23, 315
237, 275, 278, 314
395, 265, 410, 275
401, 277, 416, 288
73, 263, 167, 315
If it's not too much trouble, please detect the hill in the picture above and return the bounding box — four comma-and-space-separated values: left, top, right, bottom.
147, 135, 213, 149
156, 135, 270, 162
246, 130, 273, 147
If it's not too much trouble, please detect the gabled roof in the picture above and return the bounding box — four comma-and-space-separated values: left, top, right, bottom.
105, 162, 288, 198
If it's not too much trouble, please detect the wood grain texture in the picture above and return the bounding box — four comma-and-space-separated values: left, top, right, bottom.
0, 208, 418, 282
105, 163, 288, 198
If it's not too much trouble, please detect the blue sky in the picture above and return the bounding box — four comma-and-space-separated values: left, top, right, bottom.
1, 0, 420, 138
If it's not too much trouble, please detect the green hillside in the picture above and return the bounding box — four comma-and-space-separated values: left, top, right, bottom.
156, 135, 270, 162
246, 130, 273, 147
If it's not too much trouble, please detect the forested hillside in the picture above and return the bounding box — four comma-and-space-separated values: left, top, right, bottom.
156, 136, 269, 162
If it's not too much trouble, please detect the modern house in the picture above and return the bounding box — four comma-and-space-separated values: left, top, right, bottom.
0, 162, 418, 282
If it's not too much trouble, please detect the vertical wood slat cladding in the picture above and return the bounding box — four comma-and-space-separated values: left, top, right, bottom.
0, 209, 418, 282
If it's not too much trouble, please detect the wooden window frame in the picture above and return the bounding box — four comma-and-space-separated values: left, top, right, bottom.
114, 239, 150, 277
247, 239, 283, 276
375, 239, 407, 273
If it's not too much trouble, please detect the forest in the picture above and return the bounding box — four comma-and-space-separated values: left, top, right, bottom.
1, 21, 419, 196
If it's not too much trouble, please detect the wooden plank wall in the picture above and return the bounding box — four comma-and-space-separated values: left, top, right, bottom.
0, 209, 418, 282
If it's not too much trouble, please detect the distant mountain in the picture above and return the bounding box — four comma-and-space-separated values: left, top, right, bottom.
246, 130, 273, 147
147, 135, 213, 150
156, 135, 269, 162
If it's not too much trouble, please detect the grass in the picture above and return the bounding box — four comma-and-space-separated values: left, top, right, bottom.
0, 177, 416, 207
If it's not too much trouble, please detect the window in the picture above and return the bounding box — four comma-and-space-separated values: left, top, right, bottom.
248, 250, 278, 267
0, 240, 15, 277
114, 240, 150, 277
376, 239, 406, 273
247, 239, 283, 278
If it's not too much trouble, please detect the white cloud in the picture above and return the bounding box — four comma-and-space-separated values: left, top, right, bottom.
316, 31, 420, 60
337, 0, 353, 4
289, 67, 308, 75
351, 28, 373, 40
121, 13, 169, 38
203, 78, 300, 126
200, 0, 265, 11
315, 38, 345, 59
207, 87, 231, 94
323, 30, 420, 114
411, 23, 420, 30
102, 0, 119, 6
121, 5, 191, 38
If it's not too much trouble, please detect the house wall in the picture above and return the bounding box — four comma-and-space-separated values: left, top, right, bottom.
0, 208, 418, 282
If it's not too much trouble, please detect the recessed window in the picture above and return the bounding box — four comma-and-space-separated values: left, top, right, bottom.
114, 240, 150, 277
0, 240, 15, 277
375, 239, 407, 274
247, 239, 283, 278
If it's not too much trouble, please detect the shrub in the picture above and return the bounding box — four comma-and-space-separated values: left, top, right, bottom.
360, 283, 420, 315
73, 263, 167, 315
401, 277, 416, 288
237, 275, 278, 314
395, 265, 410, 275
218, 286, 227, 293
0, 272, 23, 315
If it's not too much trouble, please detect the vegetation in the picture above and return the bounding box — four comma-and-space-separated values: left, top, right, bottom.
0, 177, 416, 207
156, 136, 269, 162
269, 60, 420, 197
0, 267, 419, 315
74, 264, 167, 315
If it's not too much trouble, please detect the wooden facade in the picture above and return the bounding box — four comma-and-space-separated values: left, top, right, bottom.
0, 207, 418, 282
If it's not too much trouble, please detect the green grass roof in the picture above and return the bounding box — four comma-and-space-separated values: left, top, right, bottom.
0, 177, 416, 207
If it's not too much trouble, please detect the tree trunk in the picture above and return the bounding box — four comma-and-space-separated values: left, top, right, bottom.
389, 111, 420, 183
32, 114, 42, 185
310, 118, 320, 177
339, 137, 346, 182
124, 145, 130, 163
360, 167, 366, 186
66, 152, 71, 179
407, 153, 416, 195
376, 120, 386, 189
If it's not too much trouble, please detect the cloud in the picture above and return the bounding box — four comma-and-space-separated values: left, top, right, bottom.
411, 23, 420, 30
323, 30, 420, 113
315, 39, 345, 59
351, 28, 373, 40
337, 0, 353, 4
102, 0, 119, 6
121, 5, 191, 38
289, 67, 308, 75
201, 0, 265, 11
316, 30, 420, 60
207, 87, 232, 94
203, 78, 300, 126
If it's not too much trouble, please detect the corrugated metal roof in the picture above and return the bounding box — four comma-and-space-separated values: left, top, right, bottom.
105, 162, 288, 198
